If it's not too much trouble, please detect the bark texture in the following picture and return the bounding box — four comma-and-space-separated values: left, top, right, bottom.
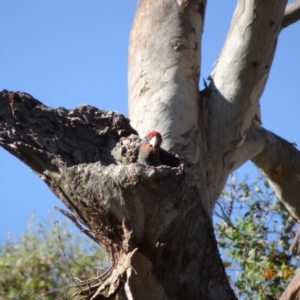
2, 0, 300, 299
251, 129, 300, 221
0, 90, 235, 299
279, 269, 300, 300
206, 0, 287, 204
283, 0, 300, 27
128, 0, 300, 298
128, 0, 206, 164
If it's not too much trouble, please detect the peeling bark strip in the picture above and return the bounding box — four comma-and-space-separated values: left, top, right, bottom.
0, 90, 236, 299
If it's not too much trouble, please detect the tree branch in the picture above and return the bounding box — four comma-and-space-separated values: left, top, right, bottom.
226, 124, 266, 173
128, 0, 206, 163
282, 0, 300, 28
55, 206, 99, 244
207, 0, 285, 156
204, 120, 266, 205
204, 1, 286, 204
251, 127, 300, 221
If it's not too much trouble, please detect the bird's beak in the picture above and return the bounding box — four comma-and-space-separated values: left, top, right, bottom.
149, 136, 158, 147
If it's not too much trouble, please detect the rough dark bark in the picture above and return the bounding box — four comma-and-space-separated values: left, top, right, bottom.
0, 90, 236, 299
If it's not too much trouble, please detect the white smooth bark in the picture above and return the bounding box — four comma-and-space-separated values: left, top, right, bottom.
128, 0, 205, 163
205, 0, 287, 204
2, 0, 300, 298
251, 128, 300, 221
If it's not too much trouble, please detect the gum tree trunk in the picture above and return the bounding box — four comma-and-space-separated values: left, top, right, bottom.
1, 0, 300, 299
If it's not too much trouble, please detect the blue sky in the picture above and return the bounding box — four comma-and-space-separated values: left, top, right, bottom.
1, 1, 300, 241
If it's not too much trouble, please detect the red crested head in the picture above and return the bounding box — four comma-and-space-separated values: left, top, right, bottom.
146, 130, 162, 148
138, 130, 163, 166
